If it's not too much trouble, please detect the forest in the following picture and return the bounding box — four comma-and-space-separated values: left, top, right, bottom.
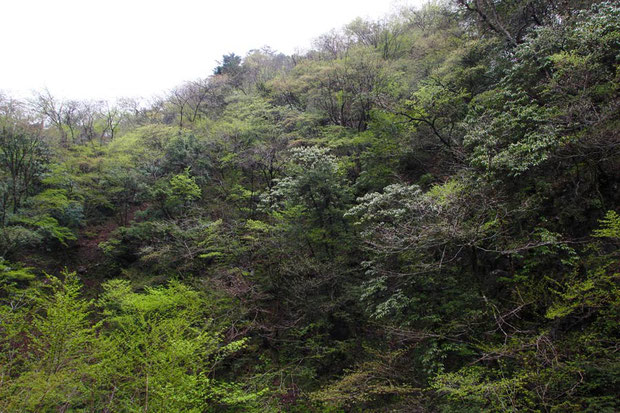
0, 0, 619, 411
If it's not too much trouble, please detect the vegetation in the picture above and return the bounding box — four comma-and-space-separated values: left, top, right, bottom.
0, 1, 618, 411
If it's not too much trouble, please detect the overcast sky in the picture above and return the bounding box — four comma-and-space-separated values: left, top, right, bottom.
0, 0, 420, 101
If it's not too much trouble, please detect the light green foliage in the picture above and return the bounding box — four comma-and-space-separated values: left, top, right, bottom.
43, 146, 110, 218
0, 264, 37, 411
107, 124, 181, 169
0, 272, 262, 412
1, 270, 98, 411
169, 167, 202, 204
98, 279, 258, 412
0, 257, 36, 293
13, 214, 77, 245
30, 188, 83, 226
593, 210, 620, 239
148, 167, 203, 219
311, 348, 419, 409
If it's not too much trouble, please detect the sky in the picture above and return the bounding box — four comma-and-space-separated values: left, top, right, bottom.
0, 0, 420, 101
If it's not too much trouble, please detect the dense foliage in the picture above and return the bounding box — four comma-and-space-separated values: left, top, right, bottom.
1, 1, 618, 411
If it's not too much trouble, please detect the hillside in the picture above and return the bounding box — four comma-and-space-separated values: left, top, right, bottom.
0, 1, 619, 411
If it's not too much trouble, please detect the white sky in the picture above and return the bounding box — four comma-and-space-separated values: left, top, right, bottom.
0, 0, 420, 101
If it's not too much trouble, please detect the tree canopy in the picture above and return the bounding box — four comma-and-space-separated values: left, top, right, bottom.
0, 1, 618, 411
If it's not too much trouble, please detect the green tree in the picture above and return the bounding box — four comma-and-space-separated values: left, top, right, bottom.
98, 279, 257, 412
0, 125, 47, 221
2, 270, 98, 411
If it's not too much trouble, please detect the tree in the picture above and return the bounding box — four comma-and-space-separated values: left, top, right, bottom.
98, 279, 257, 412
1, 271, 98, 411
100, 101, 124, 142
0, 125, 47, 222
214, 53, 246, 91
213, 53, 243, 76
298, 47, 386, 131
264, 146, 352, 256
457, 0, 598, 46
32, 89, 69, 146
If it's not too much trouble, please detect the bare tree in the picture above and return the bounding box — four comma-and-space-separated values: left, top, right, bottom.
100, 102, 124, 143
168, 85, 192, 128
32, 89, 68, 145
